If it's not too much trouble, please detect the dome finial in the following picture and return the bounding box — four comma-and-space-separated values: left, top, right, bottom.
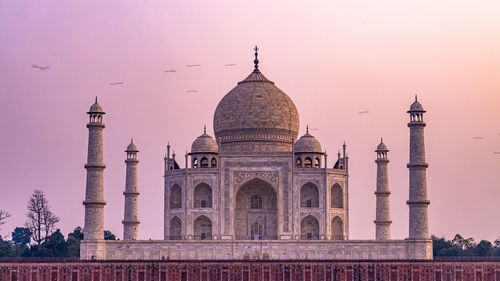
381, 137, 383, 143
131, 138, 133, 144
415, 94, 418, 102
253, 45, 260, 72
204, 125, 206, 134
95, 96, 98, 103
306, 125, 309, 134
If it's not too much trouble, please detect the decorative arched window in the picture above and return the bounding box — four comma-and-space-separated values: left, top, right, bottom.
200, 157, 209, 168
250, 222, 263, 240
211, 158, 217, 168
300, 182, 319, 208
331, 216, 344, 240
301, 215, 319, 240
331, 184, 343, 208
169, 217, 182, 240
250, 195, 263, 209
192, 158, 198, 168
194, 215, 212, 240
193, 183, 212, 208
169, 184, 182, 209
314, 157, 320, 168
304, 157, 312, 168
296, 158, 302, 168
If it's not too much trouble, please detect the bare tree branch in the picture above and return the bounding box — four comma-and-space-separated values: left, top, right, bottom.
25, 190, 59, 244
0, 210, 11, 231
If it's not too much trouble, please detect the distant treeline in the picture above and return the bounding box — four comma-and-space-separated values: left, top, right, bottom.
432, 234, 500, 258
0, 226, 116, 258
0, 190, 116, 258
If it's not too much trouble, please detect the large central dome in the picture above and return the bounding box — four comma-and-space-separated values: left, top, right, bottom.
213, 49, 299, 153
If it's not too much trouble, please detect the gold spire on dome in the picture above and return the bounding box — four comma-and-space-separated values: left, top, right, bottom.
253, 45, 259, 73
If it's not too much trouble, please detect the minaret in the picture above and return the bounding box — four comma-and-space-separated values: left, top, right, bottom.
83, 97, 106, 240
122, 139, 140, 240
407, 96, 430, 239
374, 138, 391, 240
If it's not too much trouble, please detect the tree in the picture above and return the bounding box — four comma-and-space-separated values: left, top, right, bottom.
44, 229, 67, 257
12, 227, 32, 248
493, 239, 500, 257
66, 236, 80, 257
0, 210, 11, 231
0, 239, 11, 257
25, 190, 60, 244
451, 234, 475, 250
475, 240, 493, 256
104, 230, 116, 240
432, 235, 457, 257
68, 226, 84, 241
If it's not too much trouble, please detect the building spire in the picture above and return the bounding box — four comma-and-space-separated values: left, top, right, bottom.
95, 96, 98, 103
204, 125, 206, 134
253, 45, 259, 72
415, 94, 418, 102
306, 125, 309, 134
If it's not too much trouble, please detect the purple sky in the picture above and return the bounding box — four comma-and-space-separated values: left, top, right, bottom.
1, 1, 499, 241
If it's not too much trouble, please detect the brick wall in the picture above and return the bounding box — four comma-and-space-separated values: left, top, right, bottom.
0, 260, 499, 281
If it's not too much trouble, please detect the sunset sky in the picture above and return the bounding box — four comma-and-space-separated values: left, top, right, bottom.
1, 0, 499, 242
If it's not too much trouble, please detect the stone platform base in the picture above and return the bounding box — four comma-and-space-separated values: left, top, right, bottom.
80, 239, 432, 260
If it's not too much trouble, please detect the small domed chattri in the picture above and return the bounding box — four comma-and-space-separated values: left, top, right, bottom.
295, 126, 323, 153
126, 138, 138, 152
408, 95, 425, 112
88, 96, 105, 114
191, 126, 218, 153
376, 138, 388, 151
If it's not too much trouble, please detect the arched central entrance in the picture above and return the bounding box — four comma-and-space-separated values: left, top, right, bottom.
235, 178, 277, 240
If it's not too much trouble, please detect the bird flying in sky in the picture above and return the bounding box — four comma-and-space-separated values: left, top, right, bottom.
164, 69, 176, 73
109, 82, 124, 86
472, 137, 483, 140
32, 64, 50, 70
358, 110, 369, 114
186, 64, 201, 67
224, 64, 236, 66
494, 152, 500, 155
186, 90, 198, 93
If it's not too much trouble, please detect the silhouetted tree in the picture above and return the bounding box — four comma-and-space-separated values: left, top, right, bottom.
104, 230, 116, 240
0, 235, 12, 257
493, 239, 500, 257
12, 227, 32, 248
44, 229, 67, 257
25, 190, 60, 244
475, 240, 493, 256
66, 236, 80, 257
452, 234, 475, 250
68, 226, 84, 241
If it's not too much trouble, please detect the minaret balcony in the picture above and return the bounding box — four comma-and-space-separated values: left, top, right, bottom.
406, 163, 429, 168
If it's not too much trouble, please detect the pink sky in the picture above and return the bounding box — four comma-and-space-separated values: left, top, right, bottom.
0, 0, 499, 241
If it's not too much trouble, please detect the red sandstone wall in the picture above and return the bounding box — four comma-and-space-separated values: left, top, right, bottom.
0, 260, 499, 281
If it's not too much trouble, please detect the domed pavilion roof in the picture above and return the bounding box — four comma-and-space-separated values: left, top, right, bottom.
213, 47, 299, 153
88, 97, 105, 114
191, 127, 218, 154
126, 139, 138, 152
295, 127, 322, 153
376, 138, 388, 152
408, 95, 425, 112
